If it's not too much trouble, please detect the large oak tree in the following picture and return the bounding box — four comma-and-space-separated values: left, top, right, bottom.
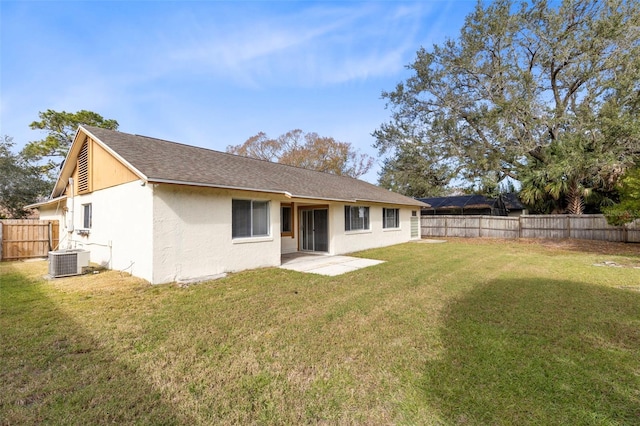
227, 129, 374, 179
375, 0, 640, 211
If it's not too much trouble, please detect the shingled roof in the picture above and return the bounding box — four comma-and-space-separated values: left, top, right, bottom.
417, 194, 525, 215
72, 126, 426, 207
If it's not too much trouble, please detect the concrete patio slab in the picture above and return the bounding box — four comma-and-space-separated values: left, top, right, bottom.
280, 253, 385, 276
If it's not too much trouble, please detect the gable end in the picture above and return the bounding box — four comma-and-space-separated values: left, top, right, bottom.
67, 136, 139, 195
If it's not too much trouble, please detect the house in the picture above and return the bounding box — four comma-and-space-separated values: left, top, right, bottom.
28, 126, 427, 284
417, 194, 526, 216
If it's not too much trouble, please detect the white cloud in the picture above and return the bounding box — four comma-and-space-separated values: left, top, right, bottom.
157, 2, 431, 87
0, 0, 472, 177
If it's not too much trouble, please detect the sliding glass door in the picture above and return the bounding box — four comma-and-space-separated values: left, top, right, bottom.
301, 209, 328, 252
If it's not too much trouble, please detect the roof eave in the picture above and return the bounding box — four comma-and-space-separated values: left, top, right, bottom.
50, 127, 84, 198
147, 179, 427, 206
147, 178, 296, 199
147, 178, 355, 202
25, 195, 68, 209
355, 197, 429, 207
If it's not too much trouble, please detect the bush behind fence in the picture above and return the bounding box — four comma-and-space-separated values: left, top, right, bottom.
421, 214, 640, 243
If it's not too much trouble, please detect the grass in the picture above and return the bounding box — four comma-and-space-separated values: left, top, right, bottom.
1, 239, 639, 425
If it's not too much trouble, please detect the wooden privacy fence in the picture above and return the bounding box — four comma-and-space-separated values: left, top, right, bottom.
0, 220, 60, 261
421, 214, 640, 243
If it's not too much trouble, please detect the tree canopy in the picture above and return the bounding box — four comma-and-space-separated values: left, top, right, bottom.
0, 136, 51, 218
227, 129, 374, 179
22, 109, 119, 178
375, 0, 640, 211
603, 166, 640, 225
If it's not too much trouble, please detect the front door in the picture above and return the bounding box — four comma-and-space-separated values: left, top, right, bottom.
301, 209, 328, 252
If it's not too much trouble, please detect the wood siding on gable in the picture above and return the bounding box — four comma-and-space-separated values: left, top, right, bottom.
69, 138, 139, 195
91, 139, 139, 191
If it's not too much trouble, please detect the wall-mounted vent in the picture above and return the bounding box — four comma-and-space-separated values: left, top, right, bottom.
411, 216, 420, 238
48, 249, 90, 278
77, 139, 90, 193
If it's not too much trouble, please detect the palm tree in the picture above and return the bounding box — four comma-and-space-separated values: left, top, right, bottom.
519, 136, 618, 214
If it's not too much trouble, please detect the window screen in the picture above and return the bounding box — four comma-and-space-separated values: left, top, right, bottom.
281, 205, 292, 233
82, 203, 92, 229
232, 199, 269, 238
383, 208, 399, 229
344, 206, 369, 231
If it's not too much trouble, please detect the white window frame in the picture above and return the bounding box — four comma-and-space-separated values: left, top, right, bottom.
82, 203, 92, 229
232, 199, 270, 239
345, 205, 370, 231
383, 208, 400, 229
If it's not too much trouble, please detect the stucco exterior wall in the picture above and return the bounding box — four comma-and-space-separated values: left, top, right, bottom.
38, 202, 66, 246
329, 204, 420, 255
281, 234, 297, 254
151, 185, 281, 284
280, 201, 298, 254
40, 183, 421, 285
45, 181, 154, 282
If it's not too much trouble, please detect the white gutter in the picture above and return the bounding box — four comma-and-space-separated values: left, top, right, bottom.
146, 178, 355, 203
147, 178, 290, 196
146, 178, 427, 206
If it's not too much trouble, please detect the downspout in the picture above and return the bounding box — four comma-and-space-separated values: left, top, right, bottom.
67, 178, 75, 249
48, 221, 53, 251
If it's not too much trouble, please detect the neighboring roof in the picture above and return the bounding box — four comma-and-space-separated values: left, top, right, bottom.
417, 194, 525, 211
501, 193, 526, 210
418, 194, 497, 210
52, 126, 426, 207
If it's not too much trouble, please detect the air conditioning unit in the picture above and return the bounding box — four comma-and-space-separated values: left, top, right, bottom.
48, 249, 90, 278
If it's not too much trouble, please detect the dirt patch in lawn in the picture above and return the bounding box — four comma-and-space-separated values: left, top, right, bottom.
441, 237, 640, 257
531, 239, 640, 257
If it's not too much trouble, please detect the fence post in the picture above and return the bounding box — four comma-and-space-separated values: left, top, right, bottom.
518, 215, 522, 239
566, 216, 571, 239
0, 221, 3, 260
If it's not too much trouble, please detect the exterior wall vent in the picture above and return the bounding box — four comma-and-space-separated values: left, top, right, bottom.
77, 139, 90, 194
48, 249, 90, 278
411, 216, 420, 238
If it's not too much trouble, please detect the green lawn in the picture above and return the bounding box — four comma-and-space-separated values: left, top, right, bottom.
1, 240, 639, 425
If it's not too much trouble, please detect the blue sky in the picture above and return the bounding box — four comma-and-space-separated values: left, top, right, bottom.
1, 1, 476, 183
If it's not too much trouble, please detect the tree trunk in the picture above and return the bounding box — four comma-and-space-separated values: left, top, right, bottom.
566, 182, 585, 215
